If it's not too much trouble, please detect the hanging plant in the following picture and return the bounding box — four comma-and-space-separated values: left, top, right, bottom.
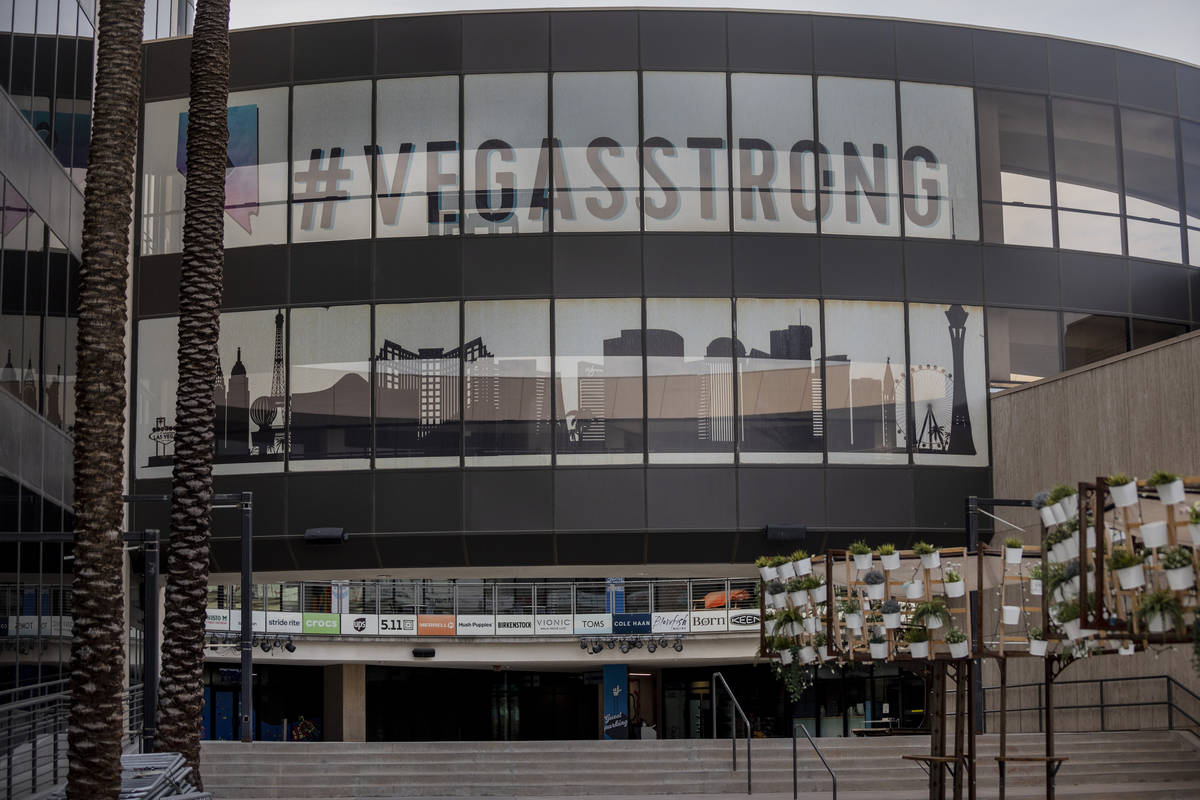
912, 599, 952, 629
1147, 470, 1185, 506
1107, 473, 1139, 507
862, 569, 887, 600
1137, 589, 1183, 634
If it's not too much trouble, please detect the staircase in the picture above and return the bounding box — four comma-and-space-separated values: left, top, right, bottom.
200, 730, 1200, 799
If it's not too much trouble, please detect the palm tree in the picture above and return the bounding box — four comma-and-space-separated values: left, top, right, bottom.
67, 1, 146, 798
156, 0, 231, 784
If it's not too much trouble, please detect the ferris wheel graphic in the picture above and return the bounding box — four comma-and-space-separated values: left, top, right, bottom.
895, 365, 954, 453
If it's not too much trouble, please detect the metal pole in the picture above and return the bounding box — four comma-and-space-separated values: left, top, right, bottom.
1099, 681, 1105, 731
1167, 678, 1174, 730
998, 658, 1007, 800
1045, 659, 1055, 800
142, 529, 160, 753
240, 492, 254, 743
792, 718, 798, 800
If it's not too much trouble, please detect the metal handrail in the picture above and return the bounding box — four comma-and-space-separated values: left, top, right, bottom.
980, 674, 1200, 732
792, 718, 837, 800
712, 671, 752, 795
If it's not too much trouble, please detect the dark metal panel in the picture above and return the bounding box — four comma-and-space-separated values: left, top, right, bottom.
982, 246, 1060, 308
905, 241, 983, 304
1130, 259, 1191, 321
223, 245, 288, 310
646, 531, 733, 563
554, 467, 646, 531
732, 235, 820, 297
375, 237, 463, 301
812, 16, 895, 78
736, 466, 825, 529
643, 234, 731, 296
1116, 50, 1178, 114
375, 532, 467, 568
290, 240, 372, 304
825, 467, 914, 528
1179, 65, 1200, 122
1059, 251, 1129, 314
465, 469, 554, 531
465, 533, 554, 566
646, 467, 736, 530
287, 471, 372, 535
1048, 39, 1116, 101
462, 236, 552, 297
462, 12, 549, 73
142, 38, 190, 100
913, 467, 991, 530
553, 235, 642, 297
895, 22, 972, 85
214, 473, 287, 536
130, 478, 171, 539
376, 14, 463, 76
290, 533, 380, 571
820, 238, 903, 300
294, 20, 374, 83
556, 531, 646, 565
229, 26, 292, 89
638, 10, 727, 71
550, 10, 638, 71
137, 254, 180, 317
727, 12, 813, 74
374, 470, 463, 532
973, 30, 1048, 92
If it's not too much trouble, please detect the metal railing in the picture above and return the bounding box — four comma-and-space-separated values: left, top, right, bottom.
792, 718, 837, 800
712, 671, 752, 795
981, 674, 1200, 733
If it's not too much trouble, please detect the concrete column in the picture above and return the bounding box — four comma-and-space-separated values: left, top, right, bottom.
323, 663, 366, 742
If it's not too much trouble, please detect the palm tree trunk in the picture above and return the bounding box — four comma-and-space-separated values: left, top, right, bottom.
156, 0, 231, 784
67, 1, 145, 798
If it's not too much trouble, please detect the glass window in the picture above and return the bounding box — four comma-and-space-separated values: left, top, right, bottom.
823, 300, 906, 464
20, 210, 44, 413
1053, 99, 1122, 254
463, 299, 551, 465
900, 82, 979, 241
642, 72, 729, 232
553, 71, 640, 233
1131, 319, 1187, 349
463, 73, 548, 235
1122, 110, 1182, 263
134, 316, 178, 478
1184, 122, 1200, 266
214, 309, 287, 473
375, 76, 460, 238
908, 303, 987, 466
731, 73, 816, 233
645, 298, 734, 463
554, 298, 644, 464
735, 298, 822, 462
42, 232, 68, 428
817, 77, 899, 237
291, 81, 372, 243
69, 11, 92, 188
374, 301, 461, 468
977, 91, 1053, 247
1062, 312, 1128, 369
986, 307, 1060, 391
288, 305, 371, 468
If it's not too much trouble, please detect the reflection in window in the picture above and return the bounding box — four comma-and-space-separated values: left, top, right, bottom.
986, 307, 1060, 391
823, 300, 906, 464
214, 310, 287, 473
977, 91, 1053, 247
554, 299, 643, 464
1131, 319, 1187, 349
645, 298, 734, 463
1053, 99, 1122, 255
288, 305, 371, 467
1063, 312, 1128, 370
1, 182, 27, 405
292, 81, 373, 243
817, 77, 899, 237
553, 72, 640, 232
735, 298, 822, 462
374, 301, 461, 467
731, 73, 816, 233
908, 303, 987, 466
643, 72, 729, 232
900, 82, 979, 241
1180, 121, 1200, 266
375, 76, 460, 238
464, 74, 548, 235
134, 316, 178, 478
463, 300, 552, 464
20, 211, 45, 413
42, 234, 69, 429
1122, 110, 1182, 263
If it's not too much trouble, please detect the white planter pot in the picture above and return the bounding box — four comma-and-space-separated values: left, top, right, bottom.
925, 615, 945, 630
1051, 503, 1068, 525
853, 553, 873, 570
779, 648, 794, 665
920, 551, 941, 570
1156, 479, 1185, 506
1118, 643, 1135, 656
1030, 578, 1043, 596
1147, 612, 1174, 634
881, 552, 901, 571
1063, 535, 1079, 560
948, 640, 970, 659
800, 645, 817, 664
1029, 639, 1048, 657
945, 580, 965, 598
768, 592, 785, 609
1003, 605, 1021, 625
811, 585, 827, 604
788, 621, 804, 637
1140, 521, 1169, 549
883, 612, 902, 629
1060, 494, 1079, 519
794, 557, 813, 577
866, 582, 886, 600
844, 613, 863, 630
1051, 543, 1067, 563
758, 566, 776, 582
1110, 481, 1138, 508
1061, 618, 1081, 640
906, 581, 925, 599
818, 645, 829, 661
1005, 546, 1024, 565
1039, 506, 1057, 527
869, 641, 888, 660
789, 590, 808, 607
777, 561, 797, 581
803, 616, 818, 634
909, 640, 930, 659
1190, 524, 1200, 548
1166, 566, 1195, 591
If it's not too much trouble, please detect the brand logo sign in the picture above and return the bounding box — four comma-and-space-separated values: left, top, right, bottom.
341, 613, 378, 635
495, 615, 535, 635
266, 611, 302, 633
690, 610, 728, 631
205, 608, 230, 631
535, 614, 573, 635
574, 613, 613, 635
230, 611, 266, 633
729, 611, 762, 629
612, 613, 652, 635
456, 615, 495, 636
651, 611, 690, 634
177, 104, 260, 233
417, 615, 456, 636
302, 613, 340, 635
378, 615, 417, 634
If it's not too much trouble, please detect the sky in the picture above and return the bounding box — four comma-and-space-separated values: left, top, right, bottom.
228, 1, 1200, 67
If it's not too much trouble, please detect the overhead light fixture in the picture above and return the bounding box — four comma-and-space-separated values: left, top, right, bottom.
632, 639, 643, 649
659, 638, 669, 648
591, 643, 603, 654
580, 638, 589, 650
606, 639, 616, 649
647, 641, 657, 653
304, 527, 348, 544
260, 639, 271, 653
284, 638, 296, 653
673, 638, 684, 653
619, 641, 631, 654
